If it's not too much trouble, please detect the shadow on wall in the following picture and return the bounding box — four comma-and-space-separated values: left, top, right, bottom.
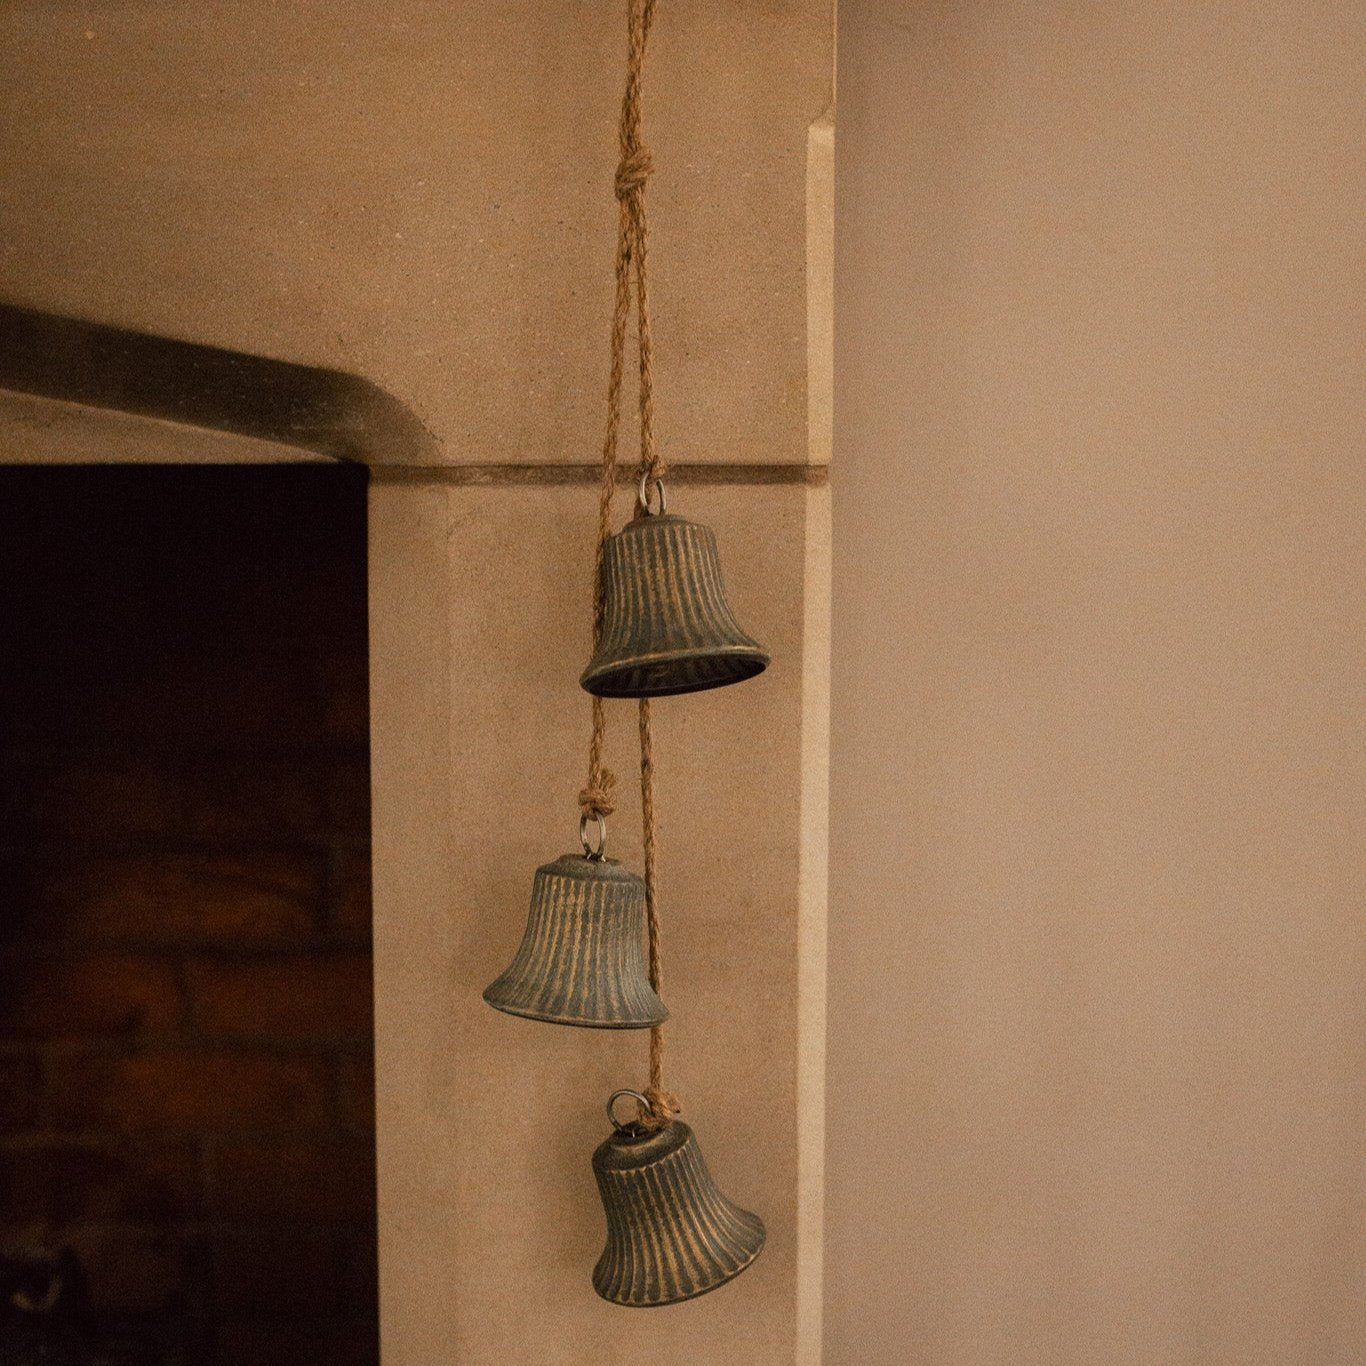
0, 303, 438, 465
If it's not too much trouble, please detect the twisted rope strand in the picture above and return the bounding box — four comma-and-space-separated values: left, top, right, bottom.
578, 193, 633, 822
579, 4, 647, 824
579, 0, 678, 1131
620, 0, 677, 1131
639, 697, 679, 1127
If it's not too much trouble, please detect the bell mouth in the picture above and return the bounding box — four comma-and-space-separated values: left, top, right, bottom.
481, 987, 668, 1029
580, 644, 769, 699
605, 1249, 764, 1308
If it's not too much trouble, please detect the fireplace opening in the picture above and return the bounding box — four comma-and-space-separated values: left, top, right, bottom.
0, 464, 377, 1365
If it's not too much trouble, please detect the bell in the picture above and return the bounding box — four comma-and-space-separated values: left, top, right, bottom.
592, 1091, 766, 1306
483, 836, 667, 1029
581, 484, 769, 698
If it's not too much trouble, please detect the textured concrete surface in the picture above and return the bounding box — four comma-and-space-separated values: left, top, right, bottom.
370, 479, 827, 1363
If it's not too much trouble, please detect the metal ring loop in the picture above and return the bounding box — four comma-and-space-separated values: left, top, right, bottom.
579, 811, 607, 861
607, 1089, 651, 1134
637, 472, 667, 517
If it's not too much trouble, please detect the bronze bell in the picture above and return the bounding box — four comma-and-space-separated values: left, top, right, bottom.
581, 482, 769, 698
483, 825, 667, 1029
592, 1090, 766, 1306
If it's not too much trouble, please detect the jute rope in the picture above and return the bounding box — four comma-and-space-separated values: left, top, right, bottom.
578, 0, 678, 1132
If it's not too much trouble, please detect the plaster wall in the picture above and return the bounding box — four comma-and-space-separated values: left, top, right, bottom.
829, 3, 1365, 1363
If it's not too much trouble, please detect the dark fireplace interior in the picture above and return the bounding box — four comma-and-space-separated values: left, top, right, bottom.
0, 464, 377, 1365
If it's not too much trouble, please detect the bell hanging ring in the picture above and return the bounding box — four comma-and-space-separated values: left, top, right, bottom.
580, 476, 769, 698
483, 817, 667, 1029
591, 1091, 766, 1306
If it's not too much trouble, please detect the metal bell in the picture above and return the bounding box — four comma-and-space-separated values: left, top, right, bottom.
483, 826, 668, 1029
581, 481, 769, 698
592, 1091, 766, 1306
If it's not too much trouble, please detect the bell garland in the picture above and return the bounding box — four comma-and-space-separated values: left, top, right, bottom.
484, 0, 767, 1305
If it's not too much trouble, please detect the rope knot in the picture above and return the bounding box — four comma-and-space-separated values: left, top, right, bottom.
614, 146, 654, 201
578, 770, 617, 819
636, 1086, 681, 1131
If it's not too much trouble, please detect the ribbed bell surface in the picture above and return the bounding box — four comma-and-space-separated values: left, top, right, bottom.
483, 855, 667, 1029
581, 513, 769, 698
592, 1119, 765, 1306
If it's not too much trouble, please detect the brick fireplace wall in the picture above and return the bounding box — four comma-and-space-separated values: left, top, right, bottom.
0, 465, 376, 1364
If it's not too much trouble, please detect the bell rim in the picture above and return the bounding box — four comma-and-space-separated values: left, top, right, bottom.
482, 987, 668, 1030
580, 643, 769, 699
593, 1231, 765, 1307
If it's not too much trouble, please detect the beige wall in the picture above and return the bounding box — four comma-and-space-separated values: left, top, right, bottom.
828, 3, 1365, 1364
